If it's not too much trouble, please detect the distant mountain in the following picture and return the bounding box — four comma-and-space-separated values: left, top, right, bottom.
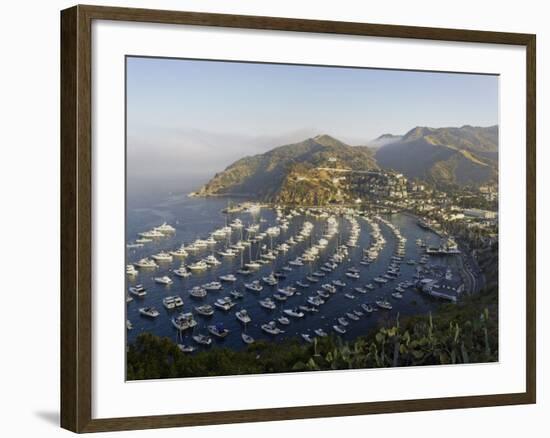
196, 134, 378, 204
367, 133, 403, 149
375, 125, 498, 187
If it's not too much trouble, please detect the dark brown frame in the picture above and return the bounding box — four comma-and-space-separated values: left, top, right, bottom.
61, 4, 536, 433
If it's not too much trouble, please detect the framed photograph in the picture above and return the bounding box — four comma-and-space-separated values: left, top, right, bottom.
60, 5, 536, 433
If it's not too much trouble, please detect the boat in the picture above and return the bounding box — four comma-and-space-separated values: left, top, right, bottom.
241, 333, 255, 344
169, 248, 188, 258
332, 280, 346, 288
392, 292, 403, 299
322, 284, 337, 294
188, 260, 208, 271
189, 286, 207, 298
354, 287, 367, 294
373, 277, 388, 284
259, 298, 276, 310
306, 275, 319, 283
273, 271, 287, 279
277, 316, 290, 325
139, 307, 159, 318
262, 274, 278, 286
301, 333, 314, 343
177, 344, 196, 353
204, 255, 221, 265
163, 295, 184, 309
155, 222, 176, 233
317, 289, 330, 299
203, 281, 223, 291
376, 299, 393, 310
154, 275, 173, 285
307, 296, 324, 307
193, 334, 212, 345
361, 303, 374, 313
230, 290, 244, 299
126, 264, 138, 276
354, 309, 364, 317
172, 312, 198, 330
273, 293, 287, 301
365, 283, 375, 290
278, 286, 296, 297
346, 312, 360, 321
218, 248, 238, 257
129, 284, 147, 297
314, 328, 328, 337
219, 274, 237, 282
283, 308, 304, 318
296, 281, 310, 288
236, 268, 253, 276
126, 295, 133, 303
151, 251, 173, 263
173, 265, 191, 278
134, 258, 158, 269
244, 281, 263, 292
345, 272, 360, 279
126, 320, 133, 330
214, 297, 236, 311
261, 321, 284, 335
299, 305, 318, 313
208, 323, 230, 338
244, 261, 261, 269
236, 309, 252, 324
135, 238, 152, 244
337, 317, 349, 326
344, 293, 355, 299
333, 325, 346, 334
138, 229, 164, 239
194, 304, 215, 316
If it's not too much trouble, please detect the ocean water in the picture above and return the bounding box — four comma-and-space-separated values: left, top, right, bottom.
125, 193, 460, 351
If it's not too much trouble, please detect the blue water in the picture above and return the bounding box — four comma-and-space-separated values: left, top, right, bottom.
125, 193, 459, 351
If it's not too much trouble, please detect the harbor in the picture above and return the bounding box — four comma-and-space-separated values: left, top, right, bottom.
126, 194, 468, 352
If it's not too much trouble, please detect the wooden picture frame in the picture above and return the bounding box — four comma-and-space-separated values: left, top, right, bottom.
60, 4, 536, 433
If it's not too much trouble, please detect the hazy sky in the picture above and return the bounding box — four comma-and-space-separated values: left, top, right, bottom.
126, 56, 498, 192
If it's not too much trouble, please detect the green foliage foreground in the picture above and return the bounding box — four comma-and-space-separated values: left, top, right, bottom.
127, 288, 498, 380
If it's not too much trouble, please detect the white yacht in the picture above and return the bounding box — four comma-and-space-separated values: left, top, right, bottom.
204, 255, 221, 265
188, 260, 208, 271
261, 321, 284, 335
235, 309, 251, 324
301, 333, 314, 343
262, 274, 278, 286
151, 251, 173, 263
241, 333, 255, 344
169, 247, 188, 258
154, 222, 176, 234
283, 308, 304, 318
208, 324, 230, 338
134, 258, 158, 269
172, 312, 197, 331
194, 304, 215, 316
126, 264, 138, 276
244, 281, 263, 292
203, 281, 222, 291
192, 334, 212, 346
139, 307, 159, 318
173, 265, 191, 278
129, 284, 147, 297
259, 298, 276, 310
177, 344, 196, 353
218, 248, 238, 257
277, 316, 290, 325
154, 275, 173, 285
244, 261, 261, 269
219, 274, 237, 282
138, 229, 164, 239
163, 295, 183, 309
214, 297, 236, 311
189, 286, 207, 298
314, 328, 328, 337
376, 299, 393, 310
333, 325, 346, 334
126, 320, 133, 330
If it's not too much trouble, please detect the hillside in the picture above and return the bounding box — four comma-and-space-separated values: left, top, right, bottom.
375, 125, 498, 187
196, 134, 379, 204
